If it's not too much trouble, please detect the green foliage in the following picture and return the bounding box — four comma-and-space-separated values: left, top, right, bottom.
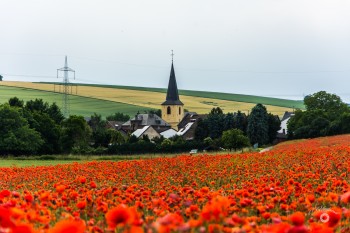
32, 112, 61, 154
207, 107, 225, 139
47, 103, 64, 124
304, 91, 349, 116
195, 108, 250, 141
152, 136, 164, 145
203, 137, 213, 146
221, 129, 250, 151
25, 98, 49, 113
106, 112, 130, 122
233, 111, 248, 133
60, 115, 92, 153
224, 113, 235, 131
0, 75, 3, 81
24, 98, 64, 124
107, 129, 126, 145
0, 104, 43, 155
267, 113, 281, 143
339, 113, 350, 134
89, 113, 109, 147
195, 118, 209, 141
161, 138, 172, 147
142, 134, 151, 143
8, 97, 24, 108
288, 91, 350, 139
128, 135, 139, 143
247, 104, 269, 145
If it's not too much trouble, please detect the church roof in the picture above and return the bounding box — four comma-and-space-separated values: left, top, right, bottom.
162, 62, 183, 106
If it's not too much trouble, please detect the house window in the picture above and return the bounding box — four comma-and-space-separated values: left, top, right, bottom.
179, 107, 181, 115
167, 106, 171, 114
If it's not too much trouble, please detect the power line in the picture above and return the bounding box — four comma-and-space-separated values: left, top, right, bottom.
1, 74, 56, 78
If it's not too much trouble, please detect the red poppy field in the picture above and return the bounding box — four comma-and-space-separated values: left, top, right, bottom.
1, 135, 350, 233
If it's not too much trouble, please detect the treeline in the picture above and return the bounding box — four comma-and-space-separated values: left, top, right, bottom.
0, 96, 282, 156
288, 91, 350, 139
195, 104, 280, 147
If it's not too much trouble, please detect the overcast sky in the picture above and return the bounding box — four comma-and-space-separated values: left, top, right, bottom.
1, 0, 350, 101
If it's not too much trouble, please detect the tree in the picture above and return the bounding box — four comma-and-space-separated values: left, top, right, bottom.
247, 104, 269, 146
60, 115, 92, 153
304, 91, 348, 116
195, 118, 209, 141
310, 117, 330, 137
89, 113, 108, 147
267, 113, 281, 143
32, 112, 61, 154
0, 104, 43, 155
8, 97, 24, 108
293, 126, 312, 139
210, 107, 224, 115
25, 99, 64, 124
233, 111, 248, 133
106, 112, 130, 122
161, 139, 172, 152
47, 103, 64, 124
339, 113, 350, 134
128, 135, 138, 143
107, 129, 125, 145
224, 113, 235, 131
203, 137, 213, 147
207, 107, 225, 139
221, 129, 250, 151
0, 75, 3, 81
287, 109, 328, 139
25, 99, 49, 113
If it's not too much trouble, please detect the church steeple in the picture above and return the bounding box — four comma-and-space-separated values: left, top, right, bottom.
162, 62, 183, 105
161, 50, 185, 129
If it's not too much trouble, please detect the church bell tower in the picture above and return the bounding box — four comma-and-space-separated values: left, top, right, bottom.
161, 51, 184, 129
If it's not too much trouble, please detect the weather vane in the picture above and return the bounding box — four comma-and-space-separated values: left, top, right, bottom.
171, 50, 174, 62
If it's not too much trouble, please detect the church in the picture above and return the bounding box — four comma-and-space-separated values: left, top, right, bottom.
161, 58, 184, 129
122, 54, 205, 140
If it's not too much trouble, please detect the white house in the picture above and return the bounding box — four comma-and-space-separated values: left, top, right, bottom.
131, 125, 160, 140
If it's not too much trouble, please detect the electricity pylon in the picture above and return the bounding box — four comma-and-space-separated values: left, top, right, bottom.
57, 56, 75, 117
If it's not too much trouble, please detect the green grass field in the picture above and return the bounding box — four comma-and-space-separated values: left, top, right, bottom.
0, 160, 83, 167
0, 155, 174, 167
0, 85, 152, 117
54, 82, 305, 109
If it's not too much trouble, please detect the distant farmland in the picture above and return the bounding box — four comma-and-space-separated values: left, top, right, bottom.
0, 81, 302, 117
0, 85, 152, 118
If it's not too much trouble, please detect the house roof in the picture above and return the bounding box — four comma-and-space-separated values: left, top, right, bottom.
122, 114, 170, 127
107, 121, 125, 129
177, 122, 195, 136
281, 111, 294, 122
162, 62, 183, 106
177, 112, 197, 128
131, 126, 150, 138
160, 128, 178, 139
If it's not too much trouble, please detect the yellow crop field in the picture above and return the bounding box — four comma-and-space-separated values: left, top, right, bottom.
0, 81, 293, 116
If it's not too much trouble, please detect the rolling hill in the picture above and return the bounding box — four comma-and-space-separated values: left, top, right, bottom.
0, 85, 152, 118
0, 81, 303, 117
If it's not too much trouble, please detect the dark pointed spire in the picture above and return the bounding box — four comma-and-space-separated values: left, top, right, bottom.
162, 61, 183, 105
